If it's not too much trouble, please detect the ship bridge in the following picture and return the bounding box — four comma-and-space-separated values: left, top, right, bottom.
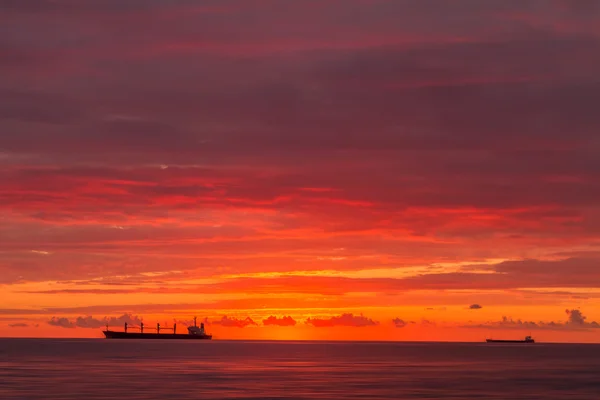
187, 317, 206, 335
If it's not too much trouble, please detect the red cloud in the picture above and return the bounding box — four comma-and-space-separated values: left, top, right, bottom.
305, 313, 378, 328
2, 0, 600, 331
262, 315, 296, 327
13, 256, 600, 294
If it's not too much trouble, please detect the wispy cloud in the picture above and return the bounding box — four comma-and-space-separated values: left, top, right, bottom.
30, 250, 51, 255
8, 322, 37, 328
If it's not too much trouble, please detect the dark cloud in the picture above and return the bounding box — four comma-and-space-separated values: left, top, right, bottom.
213, 316, 257, 328
469, 304, 483, 310
463, 309, 600, 331
392, 318, 408, 328
174, 317, 212, 328
75, 313, 143, 328
46, 314, 142, 329
262, 315, 296, 327
47, 317, 75, 328
7, 256, 600, 294
398, 258, 600, 290
565, 309, 599, 327
2, 0, 599, 175
305, 313, 378, 328
8, 323, 31, 328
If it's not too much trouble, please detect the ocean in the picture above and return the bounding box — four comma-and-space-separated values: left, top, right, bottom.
1, 339, 599, 399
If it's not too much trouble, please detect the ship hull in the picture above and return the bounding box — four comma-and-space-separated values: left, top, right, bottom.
486, 339, 534, 343
103, 330, 212, 340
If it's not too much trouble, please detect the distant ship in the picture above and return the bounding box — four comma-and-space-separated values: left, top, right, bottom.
103, 317, 212, 340
486, 335, 534, 343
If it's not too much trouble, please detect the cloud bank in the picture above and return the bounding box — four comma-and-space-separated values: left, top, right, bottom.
47, 314, 142, 329
464, 309, 600, 331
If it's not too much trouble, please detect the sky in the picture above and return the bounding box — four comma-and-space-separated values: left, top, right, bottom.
1, 0, 600, 342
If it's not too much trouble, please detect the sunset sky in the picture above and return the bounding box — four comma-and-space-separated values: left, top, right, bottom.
2, 0, 600, 342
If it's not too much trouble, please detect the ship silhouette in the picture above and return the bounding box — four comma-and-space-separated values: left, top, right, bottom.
486, 335, 534, 343
103, 317, 212, 340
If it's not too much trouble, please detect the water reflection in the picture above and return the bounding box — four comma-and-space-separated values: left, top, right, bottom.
1, 339, 600, 399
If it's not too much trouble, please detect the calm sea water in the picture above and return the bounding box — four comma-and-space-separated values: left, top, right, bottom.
1, 339, 599, 399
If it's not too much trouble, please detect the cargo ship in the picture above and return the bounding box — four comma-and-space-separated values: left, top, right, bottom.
103, 317, 212, 340
486, 335, 534, 343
